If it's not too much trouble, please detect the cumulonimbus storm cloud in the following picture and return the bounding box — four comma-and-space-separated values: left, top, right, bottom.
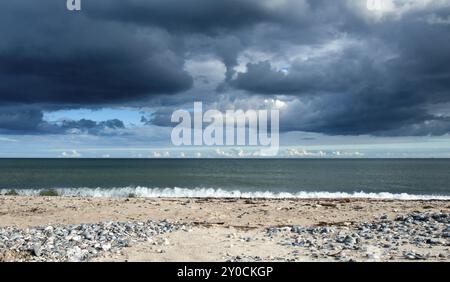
0, 0, 450, 137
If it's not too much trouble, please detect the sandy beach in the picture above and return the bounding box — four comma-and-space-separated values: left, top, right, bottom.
0, 196, 449, 262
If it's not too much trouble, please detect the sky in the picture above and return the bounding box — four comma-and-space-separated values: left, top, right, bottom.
1, 0, 450, 158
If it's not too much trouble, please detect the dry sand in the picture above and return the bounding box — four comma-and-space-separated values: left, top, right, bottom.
0, 196, 449, 261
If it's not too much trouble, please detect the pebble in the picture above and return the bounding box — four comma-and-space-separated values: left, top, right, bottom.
2, 211, 449, 262
101, 243, 111, 251
404, 251, 426, 260
0, 219, 184, 262
32, 244, 42, 257
343, 235, 356, 245
262, 212, 449, 261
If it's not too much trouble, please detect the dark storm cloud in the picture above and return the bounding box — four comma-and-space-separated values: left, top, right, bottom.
0, 1, 192, 107
57, 118, 125, 132
86, 0, 281, 33
0, 0, 320, 111
279, 92, 431, 136
141, 106, 182, 128
1, 0, 450, 137
84, 0, 345, 34
83, 0, 340, 83
0, 106, 43, 132
0, 106, 125, 135
232, 49, 380, 95
229, 5, 450, 136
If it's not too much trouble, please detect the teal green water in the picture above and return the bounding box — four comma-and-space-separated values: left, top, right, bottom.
0, 159, 449, 196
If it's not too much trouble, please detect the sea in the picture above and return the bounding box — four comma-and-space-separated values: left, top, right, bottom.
0, 158, 449, 199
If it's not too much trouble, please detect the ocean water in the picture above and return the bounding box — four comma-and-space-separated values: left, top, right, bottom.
0, 159, 449, 199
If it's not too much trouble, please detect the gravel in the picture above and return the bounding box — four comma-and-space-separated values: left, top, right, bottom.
1, 212, 449, 262
0, 219, 185, 262
260, 212, 450, 261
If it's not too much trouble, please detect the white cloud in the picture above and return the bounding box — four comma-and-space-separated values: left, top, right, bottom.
214, 148, 234, 157
184, 57, 226, 89
151, 151, 170, 158
348, 0, 450, 22
424, 14, 450, 25
332, 151, 365, 157
282, 148, 365, 158
284, 148, 326, 158
60, 150, 82, 158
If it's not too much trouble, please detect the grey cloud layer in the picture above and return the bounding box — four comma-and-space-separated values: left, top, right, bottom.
0, 106, 125, 135
0, 1, 192, 106
1, 0, 450, 136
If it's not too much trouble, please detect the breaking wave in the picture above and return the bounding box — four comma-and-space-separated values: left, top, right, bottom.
1, 187, 450, 200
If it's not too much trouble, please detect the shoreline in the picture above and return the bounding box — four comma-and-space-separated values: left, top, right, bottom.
2, 188, 450, 200
1, 196, 449, 262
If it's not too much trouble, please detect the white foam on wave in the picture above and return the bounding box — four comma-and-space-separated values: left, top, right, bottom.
1, 187, 450, 200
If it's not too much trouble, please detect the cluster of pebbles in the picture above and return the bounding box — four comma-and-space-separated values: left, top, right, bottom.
0, 220, 185, 262
1, 212, 448, 262
260, 212, 449, 261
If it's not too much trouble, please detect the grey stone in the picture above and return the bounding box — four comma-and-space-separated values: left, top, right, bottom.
32, 244, 42, 257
